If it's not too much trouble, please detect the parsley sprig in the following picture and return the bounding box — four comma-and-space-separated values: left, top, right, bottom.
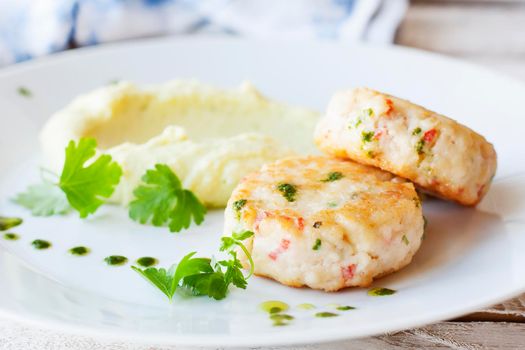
220, 230, 255, 279
15, 138, 122, 218
129, 164, 206, 232
59, 138, 122, 217
15, 139, 206, 232
132, 231, 254, 301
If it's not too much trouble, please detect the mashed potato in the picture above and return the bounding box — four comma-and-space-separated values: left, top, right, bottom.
40, 81, 319, 207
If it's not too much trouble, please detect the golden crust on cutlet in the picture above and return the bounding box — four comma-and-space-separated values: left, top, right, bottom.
314, 87, 497, 206
223, 156, 424, 291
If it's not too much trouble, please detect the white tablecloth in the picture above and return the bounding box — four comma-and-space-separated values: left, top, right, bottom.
0, 316, 387, 349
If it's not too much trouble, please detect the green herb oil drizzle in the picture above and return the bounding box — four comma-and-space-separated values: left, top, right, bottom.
270, 313, 294, 326
69, 246, 90, 256
17, 86, 32, 97
260, 301, 293, 326
136, 256, 158, 267
297, 303, 316, 310
336, 306, 356, 311
104, 255, 128, 266
31, 239, 51, 250
3, 233, 19, 241
260, 300, 289, 314
368, 287, 396, 296
0, 216, 23, 231
315, 312, 339, 318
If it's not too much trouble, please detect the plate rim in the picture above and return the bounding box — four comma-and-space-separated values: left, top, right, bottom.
1, 35, 524, 90
0, 279, 524, 347
1, 36, 525, 347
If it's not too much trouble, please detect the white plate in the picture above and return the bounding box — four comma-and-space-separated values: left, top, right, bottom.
0, 38, 524, 347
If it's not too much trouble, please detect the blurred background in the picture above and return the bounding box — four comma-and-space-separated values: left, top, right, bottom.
0, 0, 524, 80
397, 0, 525, 80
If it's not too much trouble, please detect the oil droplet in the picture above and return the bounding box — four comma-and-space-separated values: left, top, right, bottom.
270, 313, 294, 326
325, 303, 340, 308
297, 303, 316, 310
260, 300, 289, 314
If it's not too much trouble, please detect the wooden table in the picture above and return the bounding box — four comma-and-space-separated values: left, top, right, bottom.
1, 1, 524, 349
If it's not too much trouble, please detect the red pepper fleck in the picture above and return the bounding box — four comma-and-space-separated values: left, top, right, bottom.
385, 98, 394, 114
268, 239, 291, 261
423, 129, 437, 143
374, 130, 384, 140
254, 211, 270, 231
296, 217, 305, 231
341, 264, 357, 280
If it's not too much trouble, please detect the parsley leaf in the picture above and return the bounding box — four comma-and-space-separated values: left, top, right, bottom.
132, 232, 255, 302
14, 138, 122, 218
13, 182, 70, 216
169, 190, 206, 232
219, 250, 248, 289
232, 230, 254, 241
183, 272, 228, 299
132, 252, 213, 301
220, 230, 255, 278
181, 233, 255, 299
132, 253, 227, 301
362, 131, 375, 143
131, 265, 177, 300
233, 199, 247, 212
233, 199, 247, 219
181, 246, 251, 299
129, 164, 206, 232
220, 230, 254, 251
59, 138, 122, 218
173, 252, 214, 288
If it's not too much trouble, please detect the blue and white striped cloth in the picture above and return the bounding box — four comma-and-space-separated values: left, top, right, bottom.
0, 0, 407, 66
